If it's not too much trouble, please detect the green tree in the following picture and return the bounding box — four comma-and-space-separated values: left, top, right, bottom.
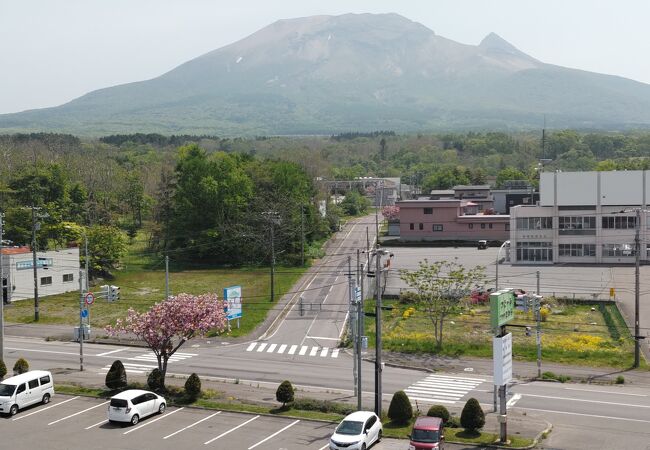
400, 259, 485, 348
87, 225, 128, 277
105, 360, 127, 390
185, 373, 202, 400
147, 368, 163, 392
0, 359, 6, 380
13, 358, 29, 375
460, 398, 485, 432
340, 190, 370, 215
495, 167, 527, 188
387, 390, 413, 424
276, 380, 294, 407
427, 405, 450, 423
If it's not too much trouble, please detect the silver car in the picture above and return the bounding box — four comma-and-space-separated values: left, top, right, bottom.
107, 389, 166, 425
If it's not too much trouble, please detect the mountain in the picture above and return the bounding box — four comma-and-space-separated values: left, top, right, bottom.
3, 13, 650, 135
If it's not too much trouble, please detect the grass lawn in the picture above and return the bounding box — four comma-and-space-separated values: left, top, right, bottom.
363, 298, 641, 368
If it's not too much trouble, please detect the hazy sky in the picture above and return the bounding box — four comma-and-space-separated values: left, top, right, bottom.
2, 0, 649, 114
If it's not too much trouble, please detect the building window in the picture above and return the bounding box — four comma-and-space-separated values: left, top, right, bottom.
516, 242, 553, 262
481, 223, 486, 229
489, 223, 493, 229
505, 223, 510, 231
559, 243, 596, 257
602, 243, 635, 257
423, 207, 433, 215
40, 276, 52, 286
559, 216, 596, 235
409, 223, 414, 230
419, 223, 423, 230
516, 217, 552, 230
63, 273, 74, 283
468, 223, 473, 229
602, 216, 636, 229
432, 224, 443, 232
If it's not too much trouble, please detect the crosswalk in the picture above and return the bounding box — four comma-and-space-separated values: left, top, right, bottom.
98, 351, 198, 375
245, 342, 340, 359
404, 374, 485, 405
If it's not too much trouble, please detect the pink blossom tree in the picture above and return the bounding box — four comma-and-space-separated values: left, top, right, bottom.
382, 205, 400, 221
106, 293, 226, 388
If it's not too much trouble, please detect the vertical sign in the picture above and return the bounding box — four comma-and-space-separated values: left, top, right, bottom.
490, 290, 515, 330
224, 285, 242, 321
493, 332, 513, 385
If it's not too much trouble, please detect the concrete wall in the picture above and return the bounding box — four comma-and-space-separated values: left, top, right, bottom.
7, 248, 80, 301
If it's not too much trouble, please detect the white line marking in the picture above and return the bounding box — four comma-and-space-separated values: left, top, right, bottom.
123, 407, 184, 434
13, 396, 79, 421
204, 415, 259, 445
422, 374, 486, 382
277, 344, 287, 354
267, 344, 277, 353
174, 352, 199, 356
246, 343, 257, 351
563, 387, 648, 397
163, 411, 221, 439
256, 343, 267, 352
515, 406, 650, 423
404, 396, 457, 404
328, 286, 333, 293
48, 401, 109, 425
248, 420, 300, 449
310, 346, 318, 356
122, 362, 158, 368
85, 419, 108, 430
307, 336, 340, 341
320, 348, 329, 357
299, 346, 308, 356
96, 348, 127, 357
288, 345, 297, 355
6, 347, 78, 356
318, 444, 329, 450
522, 393, 650, 408
507, 393, 522, 407
404, 389, 463, 398
331, 349, 339, 358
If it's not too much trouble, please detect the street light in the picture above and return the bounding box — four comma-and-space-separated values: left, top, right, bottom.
495, 240, 510, 291
65, 225, 89, 291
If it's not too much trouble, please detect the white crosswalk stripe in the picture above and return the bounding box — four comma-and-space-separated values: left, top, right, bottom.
245, 342, 341, 359
404, 374, 485, 405
98, 351, 198, 375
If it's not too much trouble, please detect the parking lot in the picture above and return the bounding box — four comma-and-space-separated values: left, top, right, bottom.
1, 394, 410, 450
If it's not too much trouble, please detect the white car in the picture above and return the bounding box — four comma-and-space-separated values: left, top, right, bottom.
107, 389, 166, 425
0, 370, 55, 416
330, 411, 382, 450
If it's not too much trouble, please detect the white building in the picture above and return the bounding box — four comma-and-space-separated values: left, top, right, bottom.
510, 170, 650, 264
0, 246, 80, 302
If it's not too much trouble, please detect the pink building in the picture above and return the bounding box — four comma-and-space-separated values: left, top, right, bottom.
396, 199, 509, 241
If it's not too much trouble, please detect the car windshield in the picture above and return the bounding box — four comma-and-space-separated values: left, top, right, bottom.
336, 420, 363, 435
412, 429, 440, 443
0, 384, 16, 397
110, 398, 128, 408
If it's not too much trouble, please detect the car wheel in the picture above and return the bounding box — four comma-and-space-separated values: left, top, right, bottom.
158, 403, 166, 414
130, 414, 139, 425
361, 444, 366, 450
9, 404, 18, 416
377, 429, 382, 442
42, 394, 51, 405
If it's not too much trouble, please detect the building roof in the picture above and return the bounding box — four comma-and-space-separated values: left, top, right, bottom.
453, 185, 491, 190
0, 246, 31, 255
429, 189, 455, 195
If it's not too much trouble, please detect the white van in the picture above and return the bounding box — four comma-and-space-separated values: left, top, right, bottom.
0, 370, 55, 416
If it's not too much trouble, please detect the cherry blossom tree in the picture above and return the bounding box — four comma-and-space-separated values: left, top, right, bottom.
106, 293, 226, 388
382, 205, 400, 221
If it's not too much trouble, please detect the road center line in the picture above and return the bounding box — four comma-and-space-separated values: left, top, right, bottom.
163, 411, 221, 439
123, 407, 184, 434
204, 415, 259, 445
515, 406, 650, 423
522, 393, 650, 408
48, 401, 109, 425
13, 396, 79, 421
248, 420, 300, 449
562, 387, 648, 397
6, 347, 78, 356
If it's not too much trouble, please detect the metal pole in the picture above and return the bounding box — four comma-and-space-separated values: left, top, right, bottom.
300, 205, 305, 266
374, 249, 382, 416
357, 279, 363, 411
536, 295, 542, 378
165, 255, 170, 299
79, 269, 84, 371
495, 249, 499, 291
270, 221, 275, 303
634, 209, 641, 368
31, 206, 39, 322
84, 231, 89, 292
349, 256, 357, 397
499, 324, 507, 443
536, 271, 540, 295
0, 212, 4, 363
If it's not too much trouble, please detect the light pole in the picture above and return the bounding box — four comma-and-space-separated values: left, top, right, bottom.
495, 240, 510, 290
66, 226, 89, 292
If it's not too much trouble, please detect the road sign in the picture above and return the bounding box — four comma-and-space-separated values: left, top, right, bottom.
80, 308, 89, 319
84, 292, 95, 305
493, 332, 513, 385
490, 290, 515, 330
354, 286, 361, 303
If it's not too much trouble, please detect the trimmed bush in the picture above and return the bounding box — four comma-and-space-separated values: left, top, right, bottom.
185, 373, 202, 400
460, 398, 485, 431
427, 404, 450, 423
615, 375, 625, 384
387, 390, 413, 425
0, 359, 6, 380
276, 380, 294, 406
147, 368, 163, 391
105, 360, 127, 390
13, 358, 29, 375
292, 398, 355, 415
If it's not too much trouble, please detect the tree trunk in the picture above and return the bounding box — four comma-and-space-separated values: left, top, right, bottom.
437, 316, 445, 349
160, 356, 169, 389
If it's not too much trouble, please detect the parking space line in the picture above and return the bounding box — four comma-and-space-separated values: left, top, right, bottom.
247, 419, 300, 449
318, 444, 329, 450
123, 407, 184, 435
96, 348, 127, 357
13, 396, 79, 421
163, 411, 221, 439
85, 419, 108, 430
48, 401, 109, 426
204, 415, 259, 445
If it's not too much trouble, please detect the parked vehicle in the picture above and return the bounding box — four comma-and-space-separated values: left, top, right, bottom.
477, 240, 488, 250
469, 288, 494, 304
408, 415, 445, 449
107, 389, 166, 425
0, 370, 55, 416
330, 411, 382, 450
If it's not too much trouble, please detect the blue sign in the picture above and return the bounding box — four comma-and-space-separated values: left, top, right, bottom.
80, 309, 89, 318
16, 258, 53, 271
224, 285, 242, 321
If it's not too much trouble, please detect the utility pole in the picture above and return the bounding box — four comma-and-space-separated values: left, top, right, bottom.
536, 271, 542, 377
84, 231, 89, 292
78, 269, 84, 371
348, 256, 357, 398
634, 208, 641, 368
0, 211, 4, 363
270, 219, 275, 302
300, 205, 305, 266
165, 255, 170, 300
356, 249, 362, 411
374, 248, 382, 416
31, 206, 39, 322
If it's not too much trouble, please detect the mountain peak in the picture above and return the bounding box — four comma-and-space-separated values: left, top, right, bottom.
479, 32, 528, 57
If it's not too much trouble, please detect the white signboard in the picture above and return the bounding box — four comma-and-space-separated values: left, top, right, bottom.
493, 333, 513, 386
224, 285, 242, 321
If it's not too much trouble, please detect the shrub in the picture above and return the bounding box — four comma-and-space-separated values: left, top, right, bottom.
0, 359, 6, 380
427, 405, 450, 423
399, 291, 419, 304
13, 358, 29, 375
460, 398, 485, 432
276, 380, 294, 406
147, 368, 163, 391
105, 360, 127, 390
292, 398, 355, 415
388, 390, 413, 425
185, 373, 202, 400
615, 375, 625, 384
